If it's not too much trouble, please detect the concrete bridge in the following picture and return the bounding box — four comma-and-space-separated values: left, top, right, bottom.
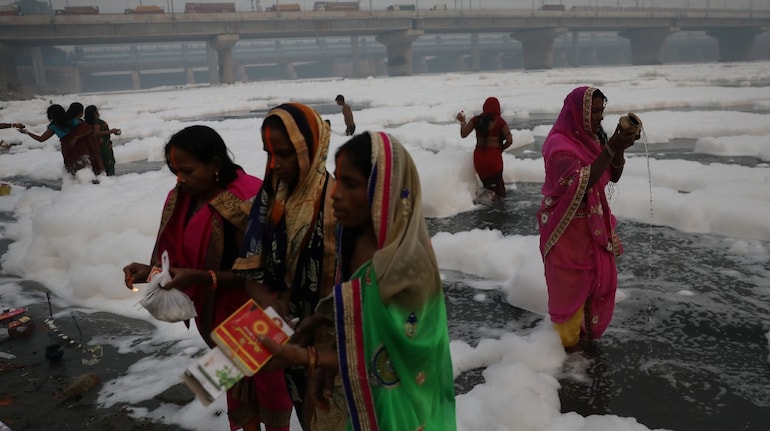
1, 8, 768, 90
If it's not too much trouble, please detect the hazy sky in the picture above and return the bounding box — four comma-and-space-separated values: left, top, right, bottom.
47, 0, 762, 14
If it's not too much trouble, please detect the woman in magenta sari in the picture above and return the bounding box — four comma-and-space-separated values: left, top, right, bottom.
537, 87, 638, 352
122, 125, 292, 431
456, 97, 513, 199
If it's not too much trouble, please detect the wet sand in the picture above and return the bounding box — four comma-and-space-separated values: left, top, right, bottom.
0, 281, 194, 431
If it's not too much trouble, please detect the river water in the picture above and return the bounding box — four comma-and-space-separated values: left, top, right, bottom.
2, 122, 769, 431
433, 136, 770, 431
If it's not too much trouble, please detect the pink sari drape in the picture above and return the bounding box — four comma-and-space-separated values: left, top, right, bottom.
537, 86, 622, 339
153, 169, 292, 431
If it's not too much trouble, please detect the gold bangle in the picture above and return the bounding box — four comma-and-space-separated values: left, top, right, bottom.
306, 346, 318, 375
208, 270, 218, 290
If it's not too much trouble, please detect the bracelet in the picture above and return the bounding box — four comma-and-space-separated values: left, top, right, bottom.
306, 346, 318, 375
207, 270, 218, 290
603, 144, 616, 159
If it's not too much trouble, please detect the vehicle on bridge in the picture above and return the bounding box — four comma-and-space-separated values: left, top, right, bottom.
55, 6, 100, 15
125, 5, 165, 14
387, 4, 416, 11
266, 3, 301, 12
540, 4, 566, 11
313, 1, 359, 11
0, 4, 20, 15
184, 2, 236, 13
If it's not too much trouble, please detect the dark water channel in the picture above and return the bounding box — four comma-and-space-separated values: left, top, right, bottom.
429, 160, 770, 431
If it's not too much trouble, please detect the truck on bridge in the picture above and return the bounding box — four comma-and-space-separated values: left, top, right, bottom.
313, 2, 359, 11
184, 2, 236, 13
387, 4, 416, 11
0, 4, 20, 15
54, 6, 100, 15
266, 3, 301, 12
124, 5, 165, 14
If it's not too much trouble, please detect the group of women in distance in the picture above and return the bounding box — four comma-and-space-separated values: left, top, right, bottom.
117, 84, 639, 430
18, 102, 119, 177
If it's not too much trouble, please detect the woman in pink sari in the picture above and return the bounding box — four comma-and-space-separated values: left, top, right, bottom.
537, 87, 638, 352
123, 125, 293, 431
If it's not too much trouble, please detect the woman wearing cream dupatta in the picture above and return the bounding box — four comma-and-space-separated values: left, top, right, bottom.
256, 131, 456, 431
332, 131, 456, 431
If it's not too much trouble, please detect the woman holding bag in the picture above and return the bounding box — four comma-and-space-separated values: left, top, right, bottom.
122, 125, 292, 431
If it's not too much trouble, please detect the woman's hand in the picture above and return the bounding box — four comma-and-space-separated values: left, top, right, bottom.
608, 124, 637, 153
455, 111, 466, 123
257, 336, 309, 372
291, 313, 331, 347
163, 267, 205, 291
123, 262, 151, 289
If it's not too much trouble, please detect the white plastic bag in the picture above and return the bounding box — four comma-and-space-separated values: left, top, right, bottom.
139, 251, 197, 322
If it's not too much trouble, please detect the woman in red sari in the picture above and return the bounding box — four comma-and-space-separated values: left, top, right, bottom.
456, 97, 513, 199
122, 125, 292, 431
537, 87, 638, 353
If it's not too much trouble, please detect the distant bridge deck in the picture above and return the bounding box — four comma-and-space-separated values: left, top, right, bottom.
1, 8, 768, 46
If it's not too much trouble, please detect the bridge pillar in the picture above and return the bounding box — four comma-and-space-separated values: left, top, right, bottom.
510, 27, 567, 70
186, 67, 196, 85
351, 36, 361, 77
206, 46, 218, 84
131, 70, 141, 90
620, 27, 677, 65
481, 52, 503, 70
570, 31, 580, 66
210, 34, 240, 85
470, 33, 481, 72
707, 27, 762, 62
282, 62, 298, 80
30, 47, 47, 87
0, 43, 22, 91
375, 29, 424, 77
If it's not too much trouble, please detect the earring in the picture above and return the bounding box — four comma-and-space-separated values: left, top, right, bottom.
215, 171, 220, 183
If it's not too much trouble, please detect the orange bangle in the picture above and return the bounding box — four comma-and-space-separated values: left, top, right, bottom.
306, 346, 318, 375
208, 270, 218, 290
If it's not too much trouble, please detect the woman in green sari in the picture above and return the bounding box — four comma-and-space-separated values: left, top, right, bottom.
260, 131, 456, 431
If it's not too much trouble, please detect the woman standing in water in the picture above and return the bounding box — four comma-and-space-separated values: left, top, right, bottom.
537, 86, 639, 353
457, 97, 513, 200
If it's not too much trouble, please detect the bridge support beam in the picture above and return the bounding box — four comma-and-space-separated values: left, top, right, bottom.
375, 29, 424, 77
620, 27, 677, 65
0, 43, 22, 91
707, 27, 762, 62
186, 67, 196, 85
131, 70, 141, 90
30, 47, 47, 87
210, 34, 240, 84
351, 36, 361, 77
282, 62, 298, 80
510, 27, 567, 70
470, 33, 481, 71
571, 31, 580, 66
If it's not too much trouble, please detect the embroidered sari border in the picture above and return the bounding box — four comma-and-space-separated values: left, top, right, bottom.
543, 165, 590, 256
335, 279, 378, 431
